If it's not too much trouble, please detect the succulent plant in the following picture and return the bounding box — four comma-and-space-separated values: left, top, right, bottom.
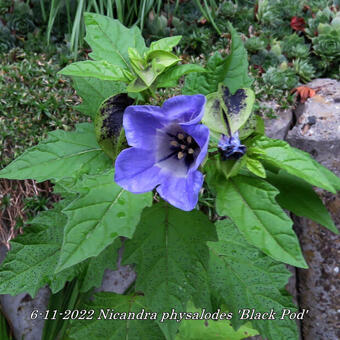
327, 62, 340, 80
293, 58, 316, 82
270, 40, 282, 57
305, 7, 334, 38
263, 66, 299, 89
146, 13, 170, 39
282, 34, 305, 56
312, 28, 340, 60
245, 36, 266, 53
0, 24, 15, 51
250, 50, 285, 70
256, 0, 304, 34
0, 0, 11, 14
291, 44, 311, 59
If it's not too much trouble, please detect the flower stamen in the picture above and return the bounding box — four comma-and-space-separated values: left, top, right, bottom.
178, 151, 184, 159
160, 125, 201, 173
170, 141, 179, 147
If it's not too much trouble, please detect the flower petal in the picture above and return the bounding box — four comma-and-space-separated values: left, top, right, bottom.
161, 95, 206, 125
114, 147, 163, 193
124, 105, 167, 150
181, 124, 210, 172
156, 171, 204, 211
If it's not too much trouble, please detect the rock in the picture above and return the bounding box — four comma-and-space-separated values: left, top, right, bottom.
287, 79, 340, 340
287, 78, 340, 173
95, 266, 136, 294
293, 210, 340, 340
0, 243, 7, 263
96, 237, 136, 294
0, 288, 51, 340
262, 100, 293, 140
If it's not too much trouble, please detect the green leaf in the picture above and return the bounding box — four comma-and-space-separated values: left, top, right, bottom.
72, 77, 126, 119
59, 60, 132, 81
208, 219, 299, 339
246, 157, 266, 178
69, 293, 164, 340
211, 174, 307, 268
239, 113, 264, 139
0, 208, 67, 297
149, 36, 182, 53
128, 47, 147, 73
128, 51, 180, 90
148, 50, 180, 70
84, 13, 146, 70
157, 64, 206, 88
0, 199, 121, 297
183, 52, 224, 95
127, 77, 149, 93
0, 123, 111, 182
203, 86, 255, 136
140, 51, 180, 87
267, 170, 338, 234
49, 222, 120, 294
56, 169, 152, 272
222, 158, 247, 179
79, 239, 121, 293
123, 204, 217, 340
133, 66, 158, 88
203, 92, 228, 135
0, 201, 79, 297
183, 24, 252, 96
176, 301, 258, 340
249, 135, 340, 194
221, 23, 253, 94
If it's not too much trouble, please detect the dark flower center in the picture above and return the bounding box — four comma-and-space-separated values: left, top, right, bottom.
166, 131, 199, 166
156, 124, 200, 176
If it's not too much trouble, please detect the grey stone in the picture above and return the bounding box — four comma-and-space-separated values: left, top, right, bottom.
0, 288, 51, 340
95, 266, 136, 294
0, 243, 7, 263
287, 78, 340, 174
95, 237, 136, 294
262, 101, 293, 140
287, 78, 340, 340
293, 210, 340, 340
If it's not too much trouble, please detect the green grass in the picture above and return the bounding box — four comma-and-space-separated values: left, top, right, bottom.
0, 308, 12, 340
0, 48, 87, 167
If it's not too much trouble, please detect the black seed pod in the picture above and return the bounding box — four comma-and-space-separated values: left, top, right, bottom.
95, 94, 134, 160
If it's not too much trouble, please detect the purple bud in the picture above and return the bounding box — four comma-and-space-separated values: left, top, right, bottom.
218, 132, 246, 160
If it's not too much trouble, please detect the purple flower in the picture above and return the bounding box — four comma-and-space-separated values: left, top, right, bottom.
218, 132, 246, 160
114, 95, 209, 211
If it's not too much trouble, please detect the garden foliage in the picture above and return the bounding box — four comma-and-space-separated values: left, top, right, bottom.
0, 12, 339, 340
149, 0, 340, 85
